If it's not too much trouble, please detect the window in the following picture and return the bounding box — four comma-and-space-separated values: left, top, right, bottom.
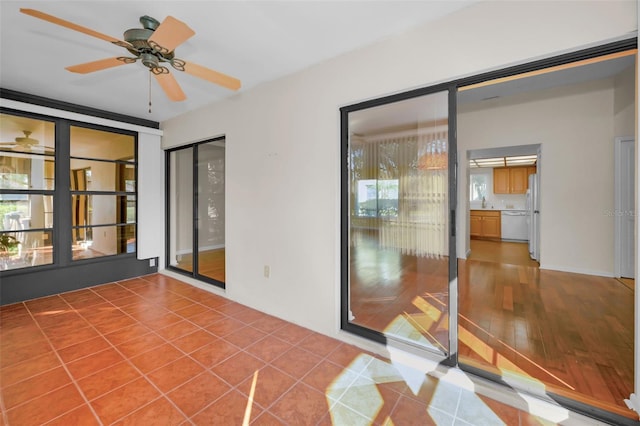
70, 126, 136, 260
0, 114, 55, 270
469, 173, 488, 202
356, 179, 399, 217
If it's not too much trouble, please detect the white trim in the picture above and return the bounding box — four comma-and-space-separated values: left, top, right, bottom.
539, 265, 615, 278
625, 393, 640, 414
614, 136, 635, 278
0, 99, 163, 136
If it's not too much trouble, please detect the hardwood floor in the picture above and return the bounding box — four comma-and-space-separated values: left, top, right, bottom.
349, 235, 635, 419
468, 239, 538, 267
176, 249, 225, 283
618, 277, 635, 291
458, 258, 633, 418
350, 232, 449, 351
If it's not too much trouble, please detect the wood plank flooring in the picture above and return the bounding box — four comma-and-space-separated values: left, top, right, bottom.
175, 249, 225, 283
349, 232, 449, 351
349, 234, 635, 419
618, 277, 635, 291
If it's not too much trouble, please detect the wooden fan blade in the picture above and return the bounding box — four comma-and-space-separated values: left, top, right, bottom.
182, 61, 241, 91
66, 57, 130, 74
147, 16, 195, 54
153, 71, 186, 102
20, 8, 132, 48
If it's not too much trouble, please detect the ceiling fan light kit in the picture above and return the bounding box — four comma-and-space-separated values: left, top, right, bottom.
19, 8, 241, 105
0, 131, 54, 154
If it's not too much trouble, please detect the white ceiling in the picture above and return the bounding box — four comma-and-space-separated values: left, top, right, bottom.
0, 1, 478, 123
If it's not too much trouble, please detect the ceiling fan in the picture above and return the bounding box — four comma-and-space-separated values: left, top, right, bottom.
20, 8, 241, 102
0, 131, 54, 155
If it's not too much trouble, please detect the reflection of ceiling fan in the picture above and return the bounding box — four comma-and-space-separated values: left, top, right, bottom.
20, 8, 241, 102
0, 131, 54, 154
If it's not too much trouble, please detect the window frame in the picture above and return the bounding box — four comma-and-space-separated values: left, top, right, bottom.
68, 122, 138, 262
0, 109, 139, 274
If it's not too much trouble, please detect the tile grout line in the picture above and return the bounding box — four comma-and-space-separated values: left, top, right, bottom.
5, 275, 493, 425
21, 296, 105, 426
451, 383, 463, 423
28, 283, 198, 424
0, 302, 28, 426
94, 279, 287, 424
85, 282, 208, 424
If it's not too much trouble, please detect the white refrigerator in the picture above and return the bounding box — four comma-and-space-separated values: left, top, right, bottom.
527, 174, 540, 261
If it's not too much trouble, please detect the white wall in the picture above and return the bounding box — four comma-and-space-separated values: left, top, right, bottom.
161, 1, 637, 338
459, 78, 619, 275
615, 65, 637, 137
137, 132, 165, 267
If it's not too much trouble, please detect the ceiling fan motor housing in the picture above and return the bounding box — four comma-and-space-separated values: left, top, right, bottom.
123, 16, 175, 65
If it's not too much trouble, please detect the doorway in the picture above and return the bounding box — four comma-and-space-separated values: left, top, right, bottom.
615, 136, 635, 281
167, 137, 226, 287
341, 41, 637, 423
457, 51, 636, 418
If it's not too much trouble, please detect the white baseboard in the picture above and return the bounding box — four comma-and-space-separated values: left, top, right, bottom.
540, 264, 614, 278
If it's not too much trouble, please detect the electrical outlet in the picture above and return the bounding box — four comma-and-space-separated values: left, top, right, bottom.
149, 258, 156, 267
264, 265, 270, 278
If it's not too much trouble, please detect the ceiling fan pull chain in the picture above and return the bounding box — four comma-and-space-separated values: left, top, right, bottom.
148, 70, 152, 114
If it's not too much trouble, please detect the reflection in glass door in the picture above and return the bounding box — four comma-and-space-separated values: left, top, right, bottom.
168, 147, 194, 275
168, 138, 225, 287
197, 141, 225, 283
343, 89, 454, 354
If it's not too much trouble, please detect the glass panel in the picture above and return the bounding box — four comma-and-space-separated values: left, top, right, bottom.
458, 52, 637, 417
169, 148, 194, 273
72, 225, 135, 260
0, 194, 53, 231
0, 230, 53, 270
197, 141, 225, 282
0, 152, 54, 191
71, 195, 134, 226
70, 160, 135, 192
347, 91, 450, 353
70, 126, 134, 160
0, 113, 55, 159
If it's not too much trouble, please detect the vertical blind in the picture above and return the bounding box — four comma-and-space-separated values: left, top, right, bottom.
350, 129, 448, 258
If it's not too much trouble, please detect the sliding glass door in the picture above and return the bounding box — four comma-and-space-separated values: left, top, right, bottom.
340, 40, 636, 425
342, 88, 456, 355
168, 138, 225, 287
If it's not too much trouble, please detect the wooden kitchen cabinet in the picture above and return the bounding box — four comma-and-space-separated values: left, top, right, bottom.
509, 167, 528, 193
493, 166, 532, 194
493, 168, 510, 194
470, 210, 501, 239
470, 214, 482, 236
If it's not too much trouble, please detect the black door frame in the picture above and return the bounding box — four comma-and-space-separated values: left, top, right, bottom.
339, 38, 637, 426
165, 136, 226, 289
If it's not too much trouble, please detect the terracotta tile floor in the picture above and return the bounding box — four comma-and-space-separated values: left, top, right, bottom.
0, 273, 560, 425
